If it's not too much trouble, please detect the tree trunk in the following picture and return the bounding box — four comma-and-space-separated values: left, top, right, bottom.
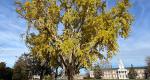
40, 70, 44, 80
40, 75, 43, 80
60, 55, 78, 80
66, 66, 75, 80
68, 75, 74, 80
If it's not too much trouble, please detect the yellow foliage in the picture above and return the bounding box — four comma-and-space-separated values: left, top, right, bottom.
25, 1, 30, 7
16, 0, 133, 75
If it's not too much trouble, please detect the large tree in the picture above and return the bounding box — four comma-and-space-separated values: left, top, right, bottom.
16, 0, 133, 80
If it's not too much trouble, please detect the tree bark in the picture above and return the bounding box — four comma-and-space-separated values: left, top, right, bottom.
67, 72, 74, 80
59, 55, 78, 80
66, 65, 75, 80
40, 70, 44, 80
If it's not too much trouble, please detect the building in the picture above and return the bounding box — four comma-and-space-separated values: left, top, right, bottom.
90, 59, 146, 79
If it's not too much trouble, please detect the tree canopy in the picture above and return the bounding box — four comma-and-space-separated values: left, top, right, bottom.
16, 0, 133, 79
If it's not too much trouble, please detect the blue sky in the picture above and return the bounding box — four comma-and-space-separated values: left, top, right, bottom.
0, 0, 150, 68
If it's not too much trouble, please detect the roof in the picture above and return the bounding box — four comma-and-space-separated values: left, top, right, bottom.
126, 66, 146, 69
102, 66, 146, 70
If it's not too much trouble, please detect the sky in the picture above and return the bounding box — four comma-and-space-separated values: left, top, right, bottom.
0, 0, 150, 68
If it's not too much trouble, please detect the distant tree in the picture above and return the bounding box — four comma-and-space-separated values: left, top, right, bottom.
13, 53, 58, 80
93, 64, 103, 79
5, 67, 13, 80
27, 53, 54, 80
128, 64, 137, 79
0, 62, 13, 80
13, 54, 29, 80
145, 56, 150, 79
0, 62, 6, 79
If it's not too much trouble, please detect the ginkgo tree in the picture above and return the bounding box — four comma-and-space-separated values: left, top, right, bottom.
16, 0, 133, 80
